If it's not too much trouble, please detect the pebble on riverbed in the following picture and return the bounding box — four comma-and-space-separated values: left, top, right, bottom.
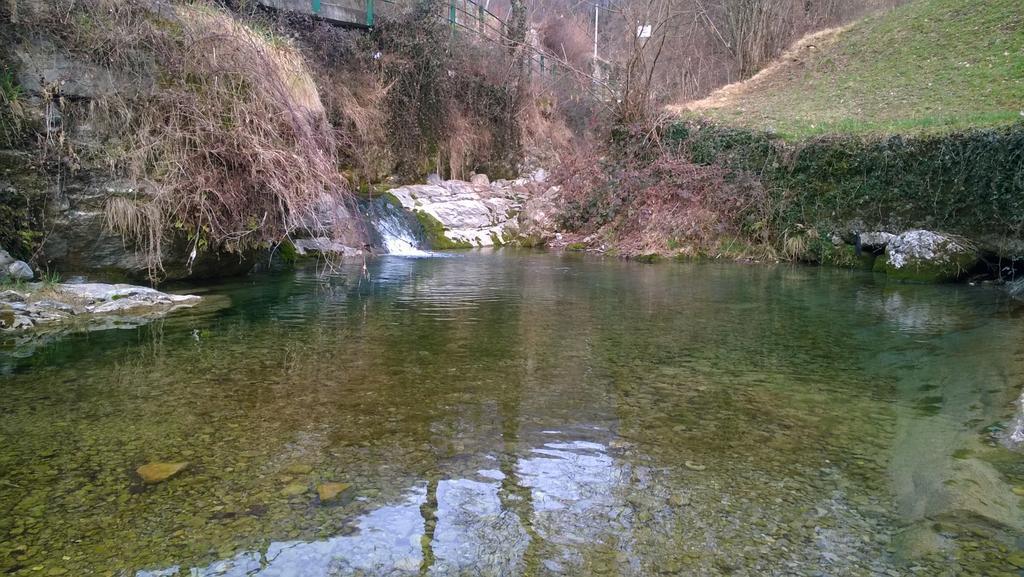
316, 482, 352, 503
137, 462, 189, 484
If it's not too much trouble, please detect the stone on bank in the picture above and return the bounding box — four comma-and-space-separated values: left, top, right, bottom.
0, 282, 201, 333
0, 249, 36, 282
386, 175, 529, 249
873, 230, 978, 282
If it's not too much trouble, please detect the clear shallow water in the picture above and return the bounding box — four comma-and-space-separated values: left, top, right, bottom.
1, 252, 1023, 576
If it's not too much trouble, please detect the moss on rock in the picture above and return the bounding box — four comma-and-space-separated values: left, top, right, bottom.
874, 230, 979, 282
413, 210, 472, 250
663, 122, 1024, 258
874, 251, 977, 283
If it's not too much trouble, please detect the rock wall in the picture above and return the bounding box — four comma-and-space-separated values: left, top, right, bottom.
386, 172, 553, 249
3, 19, 370, 282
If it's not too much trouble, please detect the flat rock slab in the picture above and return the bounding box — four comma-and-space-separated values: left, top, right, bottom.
137, 462, 189, 484
0, 282, 201, 333
388, 179, 530, 247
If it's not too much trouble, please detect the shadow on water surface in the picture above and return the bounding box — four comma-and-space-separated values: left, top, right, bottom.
1, 253, 1023, 576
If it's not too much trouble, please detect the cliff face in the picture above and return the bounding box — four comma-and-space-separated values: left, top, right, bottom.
1, 3, 370, 282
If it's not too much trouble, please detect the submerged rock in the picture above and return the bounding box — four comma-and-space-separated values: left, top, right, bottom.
280, 482, 308, 497
283, 463, 313, 475
316, 482, 352, 503
136, 462, 188, 484
875, 230, 978, 282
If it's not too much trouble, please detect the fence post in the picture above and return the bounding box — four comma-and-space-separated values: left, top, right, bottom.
311, 0, 321, 14
449, 0, 457, 28
366, 0, 375, 26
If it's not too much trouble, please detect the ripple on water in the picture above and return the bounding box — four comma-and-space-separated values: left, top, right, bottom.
1, 253, 1023, 576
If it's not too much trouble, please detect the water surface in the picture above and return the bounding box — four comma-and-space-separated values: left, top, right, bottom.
2, 252, 1023, 576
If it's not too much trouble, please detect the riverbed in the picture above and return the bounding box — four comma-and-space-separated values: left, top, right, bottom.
1, 252, 1022, 576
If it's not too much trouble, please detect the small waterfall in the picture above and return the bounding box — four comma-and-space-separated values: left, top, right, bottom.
1009, 278, 1024, 301
1005, 389, 1024, 451
367, 197, 430, 256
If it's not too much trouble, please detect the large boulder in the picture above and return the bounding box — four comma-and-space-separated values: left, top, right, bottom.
517, 185, 562, 247
387, 179, 529, 248
0, 282, 201, 334
292, 237, 362, 257
6, 261, 34, 281
874, 230, 978, 282
858, 231, 895, 251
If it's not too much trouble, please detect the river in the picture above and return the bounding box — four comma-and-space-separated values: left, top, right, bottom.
1, 251, 1022, 575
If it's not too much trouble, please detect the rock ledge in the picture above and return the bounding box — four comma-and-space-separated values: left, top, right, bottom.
0, 282, 201, 332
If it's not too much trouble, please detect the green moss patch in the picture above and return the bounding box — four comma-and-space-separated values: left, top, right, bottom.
695, 0, 1024, 138
413, 210, 472, 250
666, 122, 1024, 258
873, 251, 978, 283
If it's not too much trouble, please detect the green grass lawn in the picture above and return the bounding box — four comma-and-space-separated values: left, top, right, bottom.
692, 0, 1024, 138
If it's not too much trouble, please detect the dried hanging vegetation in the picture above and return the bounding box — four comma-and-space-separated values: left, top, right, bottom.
555, 120, 770, 256
285, 0, 547, 183
18, 1, 352, 280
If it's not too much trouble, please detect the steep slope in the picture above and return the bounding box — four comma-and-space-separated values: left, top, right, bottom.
673, 0, 1024, 138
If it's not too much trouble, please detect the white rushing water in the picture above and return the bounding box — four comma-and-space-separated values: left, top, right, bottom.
1005, 389, 1024, 450
372, 208, 431, 257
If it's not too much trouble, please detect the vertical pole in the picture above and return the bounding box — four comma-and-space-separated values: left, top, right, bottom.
449, 1, 456, 30
477, 3, 484, 33
593, 4, 599, 83
311, 0, 321, 14
366, 0, 375, 26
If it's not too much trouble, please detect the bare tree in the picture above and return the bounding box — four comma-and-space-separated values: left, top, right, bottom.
614, 0, 675, 123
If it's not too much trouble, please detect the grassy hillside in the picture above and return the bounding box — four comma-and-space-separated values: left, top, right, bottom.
678, 0, 1024, 138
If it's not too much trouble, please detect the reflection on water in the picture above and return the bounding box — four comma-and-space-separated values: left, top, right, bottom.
139, 486, 426, 577
1, 253, 1023, 576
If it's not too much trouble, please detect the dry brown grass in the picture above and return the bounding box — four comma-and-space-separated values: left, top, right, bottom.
671, 26, 847, 113
554, 125, 770, 257
22, 1, 354, 280
538, 16, 591, 70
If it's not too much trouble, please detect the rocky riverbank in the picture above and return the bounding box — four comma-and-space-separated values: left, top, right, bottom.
384, 171, 558, 250
0, 282, 200, 333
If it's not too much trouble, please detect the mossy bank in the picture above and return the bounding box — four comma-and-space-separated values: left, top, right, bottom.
558, 120, 1024, 283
